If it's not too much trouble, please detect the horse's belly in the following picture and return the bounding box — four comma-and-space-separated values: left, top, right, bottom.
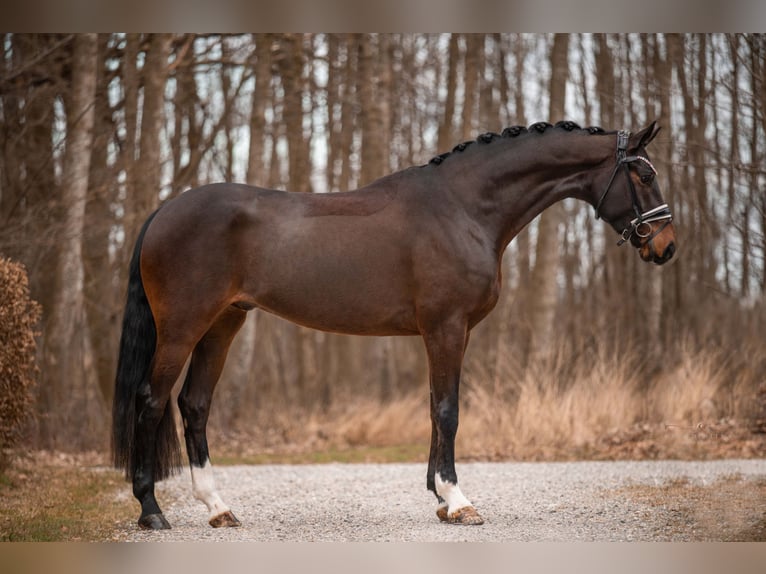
253, 288, 419, 336
244, 253, 419, 336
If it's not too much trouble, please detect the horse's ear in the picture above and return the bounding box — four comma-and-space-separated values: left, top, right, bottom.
631, 121, 661, 150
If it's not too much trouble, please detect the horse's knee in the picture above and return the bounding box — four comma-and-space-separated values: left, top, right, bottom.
435, 399, 459, 438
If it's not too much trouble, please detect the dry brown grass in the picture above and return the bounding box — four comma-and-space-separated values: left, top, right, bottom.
616, 474, 766, 541
0, 451, 133, 541
213, 345, 766, 463
460, 352, 644, 459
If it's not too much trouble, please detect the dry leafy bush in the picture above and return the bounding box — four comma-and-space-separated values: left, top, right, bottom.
0, 257, 41, 463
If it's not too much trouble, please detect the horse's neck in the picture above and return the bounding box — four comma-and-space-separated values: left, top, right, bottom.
452, 136, 612, 251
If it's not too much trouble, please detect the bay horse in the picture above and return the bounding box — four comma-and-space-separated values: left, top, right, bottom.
112, 121, 676, 530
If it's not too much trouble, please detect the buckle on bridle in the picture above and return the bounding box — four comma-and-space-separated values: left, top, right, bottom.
616, 130, 630, 154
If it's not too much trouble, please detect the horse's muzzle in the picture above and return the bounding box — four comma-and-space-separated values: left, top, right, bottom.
638, 222, 676, 265
653, 241, 676, 265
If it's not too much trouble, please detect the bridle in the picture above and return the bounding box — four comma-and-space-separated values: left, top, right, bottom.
594, 130, 673, 247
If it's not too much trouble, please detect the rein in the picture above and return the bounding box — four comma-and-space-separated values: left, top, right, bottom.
594, 130, 673, 247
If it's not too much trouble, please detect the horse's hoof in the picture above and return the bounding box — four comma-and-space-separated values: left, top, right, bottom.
436, 505, 485, 525
138, 513, 171, 530
209, 510, 241, 528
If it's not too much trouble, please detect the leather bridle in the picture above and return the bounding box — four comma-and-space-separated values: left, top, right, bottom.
594, 130, 673, 247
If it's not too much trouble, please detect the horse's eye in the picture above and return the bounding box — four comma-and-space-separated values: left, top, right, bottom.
640, 174, 654, 185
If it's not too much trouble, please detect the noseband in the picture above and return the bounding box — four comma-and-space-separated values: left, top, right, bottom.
594, 130, 673, 247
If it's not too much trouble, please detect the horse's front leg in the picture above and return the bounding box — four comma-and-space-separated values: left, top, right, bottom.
423, 319, 484, 525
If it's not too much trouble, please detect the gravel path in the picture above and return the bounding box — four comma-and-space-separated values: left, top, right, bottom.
116, 459, 765, 542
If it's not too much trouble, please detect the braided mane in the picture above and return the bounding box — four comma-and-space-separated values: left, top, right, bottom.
428, 121, 606, 166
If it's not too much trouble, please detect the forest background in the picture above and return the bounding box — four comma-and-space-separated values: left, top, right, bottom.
1, 33, 764, 463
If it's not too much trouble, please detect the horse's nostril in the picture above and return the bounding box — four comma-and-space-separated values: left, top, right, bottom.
663, 242, 676, 262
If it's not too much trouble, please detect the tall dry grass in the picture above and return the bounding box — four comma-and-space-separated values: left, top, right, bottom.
460, 345, 646, 459
457, 342, 765, 460
213, 343, 766, 462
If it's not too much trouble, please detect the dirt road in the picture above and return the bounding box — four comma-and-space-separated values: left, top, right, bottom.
116, 459, 765, 542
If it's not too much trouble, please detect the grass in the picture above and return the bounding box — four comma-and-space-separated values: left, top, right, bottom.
211, 344, 766, 463
0, 452, 134, 542
616, 474, 766, 541
215, 443, 427, 466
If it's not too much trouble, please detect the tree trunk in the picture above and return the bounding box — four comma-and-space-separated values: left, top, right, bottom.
526, 33, 569, 366
82, 34, 120, 406
277, 33, 312, 193
460, 34, 482, 140
126, 34, 172, 251
169, 34, 200, 198
652, 34, 677, 355
8, 35, 61, 316
248, 35, 272, 187
437, 34, 460, 152
39, 34, 99, 448
358, 35, 386, 186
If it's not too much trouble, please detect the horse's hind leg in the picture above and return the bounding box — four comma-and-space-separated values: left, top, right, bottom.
133, 340, 192, 530
178, 306, 247, 527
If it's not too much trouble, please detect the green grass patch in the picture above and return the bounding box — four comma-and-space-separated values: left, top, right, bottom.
215, 443, 427, 466
0, 456, 133, 542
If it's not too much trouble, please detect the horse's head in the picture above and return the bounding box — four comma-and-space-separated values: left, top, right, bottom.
594, 122, 677, 265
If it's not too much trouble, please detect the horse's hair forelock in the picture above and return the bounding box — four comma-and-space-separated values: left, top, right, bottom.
428, 121, 606, 166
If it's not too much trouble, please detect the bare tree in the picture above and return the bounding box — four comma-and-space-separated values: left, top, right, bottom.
437, 34, 460, 153
277, 33, 312, 194
82, 34, 121, 405
526, 33, 569, 365
125, 34, 172, 251
39, 34, 99, 447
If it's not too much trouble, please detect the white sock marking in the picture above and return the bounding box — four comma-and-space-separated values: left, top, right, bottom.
190, 459, 230, 519
435, 473, 473, 513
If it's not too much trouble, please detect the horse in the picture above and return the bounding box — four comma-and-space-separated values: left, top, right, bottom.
112, 120, 676, 530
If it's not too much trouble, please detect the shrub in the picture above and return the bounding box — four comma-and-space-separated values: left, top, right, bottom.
0, 256, 41, 463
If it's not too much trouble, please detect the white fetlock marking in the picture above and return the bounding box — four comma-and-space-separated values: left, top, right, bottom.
190, 459, 230, 520
435, 473, 473, 514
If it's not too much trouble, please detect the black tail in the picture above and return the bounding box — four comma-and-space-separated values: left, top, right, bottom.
112, 210, 181, 481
